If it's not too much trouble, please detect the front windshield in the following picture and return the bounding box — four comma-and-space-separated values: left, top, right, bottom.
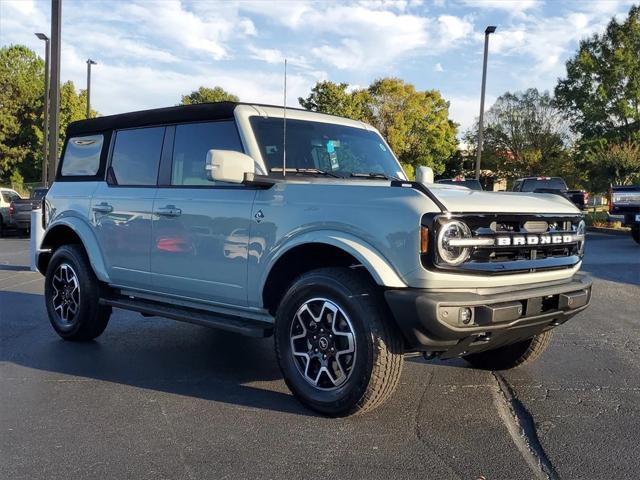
250, 117, 406, 179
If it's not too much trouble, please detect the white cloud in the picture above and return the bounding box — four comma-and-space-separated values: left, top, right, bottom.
459, 0, 541, 16
435, 62, 444, 72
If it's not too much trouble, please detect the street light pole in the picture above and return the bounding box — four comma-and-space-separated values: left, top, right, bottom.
48, 0, 61, 186
35, 33, 50, 187
475, 25, 497, 181
86, 59, 97, 119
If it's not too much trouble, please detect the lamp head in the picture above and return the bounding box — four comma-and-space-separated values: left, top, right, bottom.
485, 26, 497, 34
35, 32, 49, 41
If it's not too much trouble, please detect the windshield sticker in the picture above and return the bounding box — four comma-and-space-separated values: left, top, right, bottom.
266, 145, 278, 155
326, 140, 335, 154
378, 143, 387, 152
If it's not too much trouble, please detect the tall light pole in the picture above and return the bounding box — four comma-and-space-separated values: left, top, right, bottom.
475, 25, 497, 180
35, 33, 50, 187
86, 59, 97, 118
48, 0, 61, 186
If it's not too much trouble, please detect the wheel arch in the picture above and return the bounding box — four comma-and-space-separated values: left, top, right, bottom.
260, 233, 406, 314
38, 219, 110, 282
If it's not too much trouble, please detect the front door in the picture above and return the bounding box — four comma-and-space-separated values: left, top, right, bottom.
150, 120, 256, 306
92, 126, 165, 289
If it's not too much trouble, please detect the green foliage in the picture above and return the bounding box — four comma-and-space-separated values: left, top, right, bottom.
180, 86, 239, 105
0, 45, 44, 183
9, 170, 24, 192
586, 140, 640, 191
469, 88, 571, 180
298, 81, 370, 120
555, 5, 640, 143
299, 78, 458, 174
0, 45, 97, 184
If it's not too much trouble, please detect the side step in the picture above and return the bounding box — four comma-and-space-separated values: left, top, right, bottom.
99, 297, 273, 338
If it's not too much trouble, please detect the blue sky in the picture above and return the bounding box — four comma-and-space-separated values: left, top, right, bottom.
1, 0, 637, 132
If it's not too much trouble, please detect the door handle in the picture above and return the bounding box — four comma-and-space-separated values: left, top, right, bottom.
92, 203, 113, 213
156, 206, 182, 217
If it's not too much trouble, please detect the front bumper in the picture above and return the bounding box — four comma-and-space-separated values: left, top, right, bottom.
384, 273, 592, 358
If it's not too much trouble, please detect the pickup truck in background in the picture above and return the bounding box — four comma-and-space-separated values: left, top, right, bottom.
512, 177, 589, 210
436, 178, 483, 191
609, 185, 640, 244
8, 187, 48, 234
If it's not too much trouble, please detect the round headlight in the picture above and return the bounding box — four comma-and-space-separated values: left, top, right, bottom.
437, 220, 472, 266
577, 220, 586, 255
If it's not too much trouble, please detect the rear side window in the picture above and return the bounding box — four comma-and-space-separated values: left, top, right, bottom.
171, 121, 242, 186
61, 135, 103, 176
2, 192, 20, 203
111, 127, 165, 186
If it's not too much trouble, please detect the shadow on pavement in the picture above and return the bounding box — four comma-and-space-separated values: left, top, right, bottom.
0, 265, 31, 272
1, 291, 316, 417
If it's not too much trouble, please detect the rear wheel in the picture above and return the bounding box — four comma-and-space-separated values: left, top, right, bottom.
0, 216, 4, 237
631, 226, 640, 245
45, 245, 111, 341
275, 267, 404, 416
464, 330, 553, 370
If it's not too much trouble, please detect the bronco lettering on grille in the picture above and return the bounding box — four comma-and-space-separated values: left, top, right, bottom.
496, 234, 575, 246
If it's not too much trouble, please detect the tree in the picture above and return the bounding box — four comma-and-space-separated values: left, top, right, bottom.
468, 89, 572, 180
180, 86, 239, 105
555, 5, 640, 143
587, 141, 640, 191
298, 81, 370, 120
0, 45, 97, 184
0, 45, 44, 183
299, 78, 458, 175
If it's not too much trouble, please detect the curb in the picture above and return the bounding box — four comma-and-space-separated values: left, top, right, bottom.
587, 226, 630, 236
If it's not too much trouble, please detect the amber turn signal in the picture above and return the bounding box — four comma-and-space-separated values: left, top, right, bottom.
420, 226, 429, 254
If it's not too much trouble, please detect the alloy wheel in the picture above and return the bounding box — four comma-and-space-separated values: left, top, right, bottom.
289, 298, 357, 390
51, 263, 81, 325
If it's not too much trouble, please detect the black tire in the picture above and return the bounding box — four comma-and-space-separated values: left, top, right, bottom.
0, 215, 4, 237
44, 245, 111, 341
274, 267, 404, 416
464, 330, 553, 370
632, 227, 640, 245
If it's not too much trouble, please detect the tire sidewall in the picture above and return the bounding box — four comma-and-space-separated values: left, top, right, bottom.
45, 246, 92, 338
275, 271, 375, 413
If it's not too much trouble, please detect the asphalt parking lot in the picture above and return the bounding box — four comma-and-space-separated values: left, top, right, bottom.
1, 232, 638, 480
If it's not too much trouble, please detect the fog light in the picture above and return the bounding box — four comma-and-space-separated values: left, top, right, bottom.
459, 307, 473, 324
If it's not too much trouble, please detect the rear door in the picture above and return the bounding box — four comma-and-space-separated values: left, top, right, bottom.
91, 126, 164, 289
150, 120, 256, 306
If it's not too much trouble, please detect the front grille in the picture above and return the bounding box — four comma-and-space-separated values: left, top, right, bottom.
423, 213, 584, 275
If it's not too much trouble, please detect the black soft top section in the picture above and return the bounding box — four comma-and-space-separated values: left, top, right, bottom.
66, 102, 239, 136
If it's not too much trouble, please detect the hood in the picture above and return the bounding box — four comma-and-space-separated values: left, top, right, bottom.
425, 183, 580, 214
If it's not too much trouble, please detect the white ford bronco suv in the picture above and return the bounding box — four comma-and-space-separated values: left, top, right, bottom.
37, 102, 592, 416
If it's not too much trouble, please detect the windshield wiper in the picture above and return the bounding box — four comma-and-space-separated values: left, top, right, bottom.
270, 167, 342, 178
350, 172, 403, 181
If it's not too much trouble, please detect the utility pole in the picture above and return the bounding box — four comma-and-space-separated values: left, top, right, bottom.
86, 59, 97, 118
48, 0, 62, 186
35, 33, 50, 187
475, 25, 497, 180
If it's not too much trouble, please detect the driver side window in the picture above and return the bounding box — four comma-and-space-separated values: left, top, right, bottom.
171, 121, 242, 186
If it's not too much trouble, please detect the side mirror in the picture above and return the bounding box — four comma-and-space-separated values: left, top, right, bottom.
415, 166, 434, 184
205, 150, 255, 184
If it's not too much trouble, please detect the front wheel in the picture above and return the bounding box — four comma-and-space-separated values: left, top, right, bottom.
274, 268, 404, 416
44, 245, 111, 341
632, 226, 640, 245
464, 330, 553, 370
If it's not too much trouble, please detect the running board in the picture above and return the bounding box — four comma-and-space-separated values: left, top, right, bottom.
99, 297, 273, 338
